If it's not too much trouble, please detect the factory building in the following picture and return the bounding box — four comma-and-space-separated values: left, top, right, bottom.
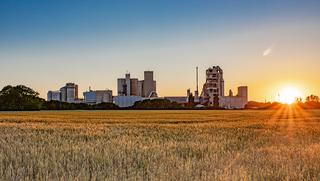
200, 66, 247, 109
47, 83, 85, 103
117, 73, 137, 96
165, 66, 248, 109
115, 71, 157, 107
114, 96, 141, 108
219, 86, 248, 109
59, 83, 81, 103
200, 66, 224, 107
144, 71, 154, 97
117, 71, 156, 97
83, 88, 113, 104
47, 91, 61, 101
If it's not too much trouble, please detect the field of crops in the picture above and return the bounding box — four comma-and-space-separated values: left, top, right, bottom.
1, 107, 320, 180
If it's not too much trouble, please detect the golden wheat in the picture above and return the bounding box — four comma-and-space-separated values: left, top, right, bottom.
1, 108, 320, 180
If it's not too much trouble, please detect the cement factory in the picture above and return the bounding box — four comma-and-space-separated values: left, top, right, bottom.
48, 71, 157, 108
165, 66, 248, 109
47, 66, 248, 109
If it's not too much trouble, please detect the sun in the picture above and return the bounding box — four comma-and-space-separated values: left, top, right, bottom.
278, 87, 303, 104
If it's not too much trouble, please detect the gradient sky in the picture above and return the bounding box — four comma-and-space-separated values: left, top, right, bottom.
1, 0, 320, 102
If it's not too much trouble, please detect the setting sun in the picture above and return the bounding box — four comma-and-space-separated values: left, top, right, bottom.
278, 87, 303, 104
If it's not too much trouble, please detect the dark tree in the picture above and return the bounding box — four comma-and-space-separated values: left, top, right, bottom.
131, 99, 183, 110
0, 85, 42, 110
294, 97, 303, 104
305, 94, 320, 102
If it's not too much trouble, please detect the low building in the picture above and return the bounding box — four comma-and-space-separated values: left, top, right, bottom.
47, 91, 61, 101
114, 96, 141, 108
83, 89, 113, 105
219, 86, 248, 109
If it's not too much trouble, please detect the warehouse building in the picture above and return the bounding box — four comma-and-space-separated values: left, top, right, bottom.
83, 88, 113, 104
219, 86, 248, 109
114, 96, 141, 108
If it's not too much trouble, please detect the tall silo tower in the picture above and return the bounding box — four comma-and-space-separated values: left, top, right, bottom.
144, 71, 153, 97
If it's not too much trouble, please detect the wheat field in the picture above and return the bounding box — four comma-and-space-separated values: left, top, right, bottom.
1, 107, 320, 180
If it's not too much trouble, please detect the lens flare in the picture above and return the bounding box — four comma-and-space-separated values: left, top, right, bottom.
278, 87, 303, 104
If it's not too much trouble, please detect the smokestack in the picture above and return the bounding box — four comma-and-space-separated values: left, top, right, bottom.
195, 67, 199, 102
196, 67, 198, 92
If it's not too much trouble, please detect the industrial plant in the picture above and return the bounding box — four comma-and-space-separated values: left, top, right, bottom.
47, 71, 158, 108
200, 66, 247, 109
83, 88, 113, 105
47, 83, 113, 104
165, 66, 248, 109
47, 66, 248, 109
47, 83, 82, 103
114, 71, 157, 107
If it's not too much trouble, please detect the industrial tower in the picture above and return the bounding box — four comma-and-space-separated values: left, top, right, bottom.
200, 66, 224, 106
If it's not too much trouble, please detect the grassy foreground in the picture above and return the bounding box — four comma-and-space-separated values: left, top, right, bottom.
1, 108, 320, 180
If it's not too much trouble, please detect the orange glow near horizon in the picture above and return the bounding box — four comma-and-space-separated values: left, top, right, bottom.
278, 87, 303, 104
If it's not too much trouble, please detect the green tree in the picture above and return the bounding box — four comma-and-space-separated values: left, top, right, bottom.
0, 85, 42, 110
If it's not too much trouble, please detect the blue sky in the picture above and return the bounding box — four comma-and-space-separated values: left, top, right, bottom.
1, 0, 320, 101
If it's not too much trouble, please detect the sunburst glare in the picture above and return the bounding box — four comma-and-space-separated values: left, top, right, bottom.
278, 87, 303, 104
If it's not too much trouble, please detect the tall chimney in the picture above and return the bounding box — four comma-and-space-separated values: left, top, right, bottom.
196, 67, 198, 92
195, 67, 199, 102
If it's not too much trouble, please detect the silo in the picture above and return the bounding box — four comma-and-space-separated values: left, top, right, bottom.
66, 83, 75, 102
238, 86, 248, 108
153, 81, 156, 92
130, 78, 138, 96
75, 84, 79, 99
117, 78, 125, 96
138, 80, 144, 97
126, 73, 131, 96
60, 87, 66, 102
144, 71, 153, 97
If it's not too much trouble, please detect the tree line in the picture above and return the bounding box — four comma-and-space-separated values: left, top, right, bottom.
245, 95, 320, 109
1, 85, 320, 111
0, 85, 185, 111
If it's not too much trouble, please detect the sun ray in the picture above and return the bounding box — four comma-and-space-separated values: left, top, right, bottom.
279, 87, 303, 104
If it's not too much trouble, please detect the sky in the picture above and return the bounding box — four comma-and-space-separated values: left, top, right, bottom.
1, 0, 320, 102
